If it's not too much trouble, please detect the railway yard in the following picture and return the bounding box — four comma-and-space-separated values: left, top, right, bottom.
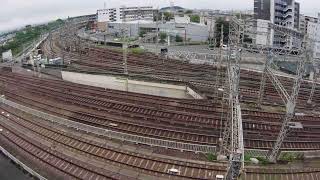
0, 22, 320, 180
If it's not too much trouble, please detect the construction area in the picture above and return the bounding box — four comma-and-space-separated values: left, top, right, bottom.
0, 11, 320, 180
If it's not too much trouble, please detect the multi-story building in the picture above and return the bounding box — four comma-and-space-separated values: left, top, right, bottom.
97, 6, 156, 23
306, 14, 320, 59
107, 20, 209, 42
97, 8, 117, 22
254, 0, 301, 49
97, 6, 156, 32
254, 0, 300, 28
299, 14, 318, 34
299, 14, 306, 33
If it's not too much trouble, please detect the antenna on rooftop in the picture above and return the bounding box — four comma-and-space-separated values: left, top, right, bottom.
170, 0, 174, 11
104, 1, 106, 9
170, 0, 175, 22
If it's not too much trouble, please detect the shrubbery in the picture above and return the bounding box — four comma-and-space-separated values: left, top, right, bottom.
0, 19, 64, 58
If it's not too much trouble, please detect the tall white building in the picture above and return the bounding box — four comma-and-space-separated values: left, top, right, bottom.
299, 14, 318, 34
254, 0, 301, 49
97, 6, 156, 23
97, 8, 117, 22
307, 14, 320, 59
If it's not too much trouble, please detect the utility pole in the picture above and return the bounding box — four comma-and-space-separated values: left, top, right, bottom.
215, 24, 224, 97
307, 40, 317, 104
156, 7, 160, 54
161, 12, 164, 24
309, 13, 320, 104
104, 34, 106, 46
184, 28, 187, 46
258, 51, 272, 107
308, 64, 318, 104
220, 24, 224, 48
267, 49, 307, 162
122, 12, 129, 92
30, 52, 36, 77
170, 0, 175, 25
263, 31, 306, 163
123, 43, 129, 92
219, 17, 244, 180
254, 22, 306, 162
257, 27, 271, 107
208, 14, 214, 48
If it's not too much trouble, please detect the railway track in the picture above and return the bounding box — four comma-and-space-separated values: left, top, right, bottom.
0, 117, 132, 180
0, 74, 319, 151
43, 34, 320, 111
1, 97, 319, 179
0, 28, 317, 179
49, 46, 320, 108
0, 104, 226, 179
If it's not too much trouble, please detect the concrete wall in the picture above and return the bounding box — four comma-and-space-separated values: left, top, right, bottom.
186, 86, 204, 99
160, 23, 209, 42
108, 21, 209, 42
62, 71, 194, 99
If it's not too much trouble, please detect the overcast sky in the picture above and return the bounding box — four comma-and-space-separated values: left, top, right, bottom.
1, 0, 319, 33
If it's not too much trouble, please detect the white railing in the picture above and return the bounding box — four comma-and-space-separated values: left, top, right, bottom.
23, 33, 49, 58
1, 98, 315, 157
1, 98, 216, 153
0, 146, 47, 180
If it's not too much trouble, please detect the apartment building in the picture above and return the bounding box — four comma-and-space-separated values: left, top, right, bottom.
299, 14, 318, 34
306, 14, 320, 59
254, 0, 301, 48
97, 6, 156, 23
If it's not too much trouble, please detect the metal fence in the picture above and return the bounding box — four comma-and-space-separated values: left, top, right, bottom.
1, 98, 217, 153
0, 98, 313, 157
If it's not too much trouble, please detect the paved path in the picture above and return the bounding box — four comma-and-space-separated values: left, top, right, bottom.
0, 153, 32, 180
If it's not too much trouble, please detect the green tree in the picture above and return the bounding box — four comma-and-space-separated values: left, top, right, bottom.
175, 35, 183, 42
56, 19, 64, 24
163, 12, 174, 21
25, 25, 32, 29
159, 32, 167, 43
0, 19, 64, 58
139, 30, 147, 38
153, 12, 162, 21
189, 15, 200, 23
235, 13, 242, 19
185, 10, 193, 14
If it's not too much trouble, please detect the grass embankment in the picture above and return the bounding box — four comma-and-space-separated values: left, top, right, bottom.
0, 19, 64, 58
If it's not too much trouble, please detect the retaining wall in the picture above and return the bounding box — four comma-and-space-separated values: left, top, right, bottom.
62, 71, 198, 99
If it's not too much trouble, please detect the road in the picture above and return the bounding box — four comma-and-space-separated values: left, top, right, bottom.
0, 153, 33, 180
